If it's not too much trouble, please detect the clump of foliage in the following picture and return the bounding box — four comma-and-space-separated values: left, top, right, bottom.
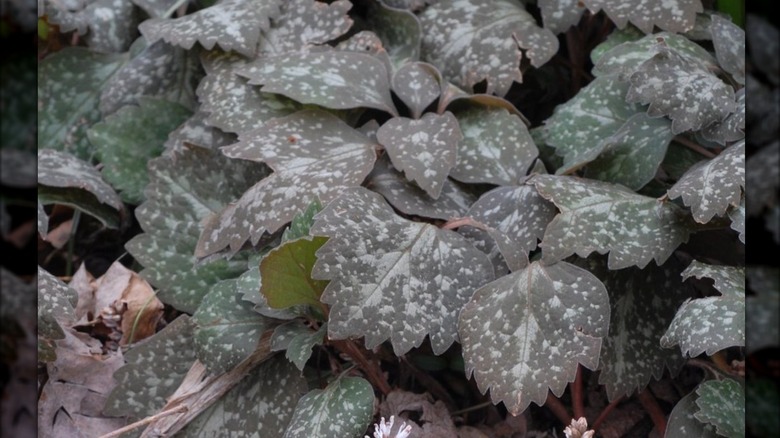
35, 0, 764, 436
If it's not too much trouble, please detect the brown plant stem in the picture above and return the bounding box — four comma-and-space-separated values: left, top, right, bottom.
441, 217, 489, 231
592, 396, 625, 431
571, 365, 585, 420
331, 340, 391, 395
674, 135, 717, 159
545, 393, 572, 426
637, 389, 666, 437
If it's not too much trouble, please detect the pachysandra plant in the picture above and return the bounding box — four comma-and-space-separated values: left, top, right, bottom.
37, 0, 751, 436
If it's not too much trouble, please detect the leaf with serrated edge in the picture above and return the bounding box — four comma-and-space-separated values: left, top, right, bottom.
377, 112, 461, 199
238, 265, 303, 320
38, 47, 127, 159
88, 97, 192, 205
237, 51, 397, 115
729, 198, 745, 244
283, 376, 374, 438
466, 184, 556, 271
38, 149, 123, 211
694, 379, 745, 438
193, 278, 275, 373
127, 147, 268, 313
539, 0, 586, 34
44, 0, 137, 52
534, 175, 690, 269
366, 156, 475, 221
590, 25, 644, 65
283, 199, 323, 242
196, 110, 377, 257
138, 0, 282, 57
37, 266, 78, 345
451, 106, 538, 185
104, 315, 196, 418
257, 0, 353, 55
660, 261, 745, 357
366, 0, 422, 69
284, 324, 326, 370
665, 390, 718, 438
710, 15, 745, 85
164, 111, 237, 156
311, 187, 494, 355
271, 320, 313, 352
392, 62, 441, 119
701, 88, 745, 145
459, 260, 609, 415
667, 141, 745, 224
627, 45, 736, 134
260, 236, 329, 310
581, 0, 703, 34
420, 0, 558, 96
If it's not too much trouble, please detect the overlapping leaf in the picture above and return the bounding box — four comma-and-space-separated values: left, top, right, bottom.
283, 376, 374, 438
459, 260, 610, 414
126, 147, 268, 313
701, 88, 745, 144
539, 0, 586, 34
665, 390, 718, 437
37, 267, 77, 361
660, 261, 745, 357
376, 112, 461, 198
237, 265, 303, 320
311, 187, 494, 355
533, 175, 690, 269
271, 321, 326, 370
260, 236, 329, 311
580, 0, 703, 34
138, 0, 282, 56
729, 198, 745, 244
419, 0, 558, 96
164, 111, 237, 156
44, 0, 137, 52
282, 199, 323, 242
391, 62, 441, 119
589, 26, 644, 65
694, 379, 745, 438
667, 141, 745, 224
366, 0, 422, 69
710, 15, 745, 85
257, 0, 353, 55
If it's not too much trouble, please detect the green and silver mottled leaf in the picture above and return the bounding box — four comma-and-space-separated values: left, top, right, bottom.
459, 260, 610, 415
419, 0, 558, 96
193, 278, 275, 373
746, 267, 779, 353
282, 199, 323, 242
391, 62, 441, 119
665, 390, 718, 437
237, 51, 397, 115
729, 198, 745, 244
272, 322, 327, 371
701, 88, 745, 144
539, 0, 586, 34
181, 355, 306, 437
581, 0, 703, 34
667, 141, 745, 224
745, 141, 779, 217
366, 156, 475, 220
131, 0, 178, 18
311, 187, 494, 355
376, 112, 461, 198
38, 47, 127, 159
44, 0, 137, 52
534, 175, 690, 269
283, 376, 374, 438
127, 147, 268, 313
271, 320, 312, 352
590, 25, 644, 65
138, 0, 282, 57
694, 379, 744, 438
260, 236, 329, 311
88, 97, 192, 204
660, 261, 745, 357
197, 110, 377, 257
37, 266, 78, 347
104, 315, 196, 418
237, 265, 302, 320
627, 45, 736, 134
334, 31, 394, 81
366, 0, 422, 69
164, 111, 237, 156
38, 202, 49, 238
257, 0, 353, 55
710, 15, 745, 85
465, 184, 556, 271
451, 106, 538, 185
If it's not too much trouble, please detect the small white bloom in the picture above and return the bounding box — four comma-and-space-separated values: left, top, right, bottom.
365, 415, 413, 438
563, 417, 594, 438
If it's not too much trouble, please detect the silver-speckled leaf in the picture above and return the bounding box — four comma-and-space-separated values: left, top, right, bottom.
366, 0, 422, 69
237, 266, 302, 320
131, 0, 178, 18
271, 320, 311, 352
627, 45, 736, 134
100, 39, 202, 116
419, 0, 558, 96
710, 15, 745, 85
729, 198, 745, 244
283, 376, 374, 438
181, 355, 307, 437
451, 106, 538, 185
466, 184, 557, 271
589, 26, 644, 65
391, 62, 441, 119
193, 278, 275, 374
746, 267, 779, 353
164, 111, 237, 156
665, 390, 718, 438
366, 156, 475, 220
747, 15, 779, 86
127, 147, 268, 313
745, 142, 779, 217
88, 97, 192, 204
581, 0, 703, 34
667, 141, 745, 224
380, 0, 435, 11
257, 0, 353, 56
197, 51, 302, 135
44, 0, 137, 52
311, 187, 494, 355
237, 51, 397, 115
694, 379, 745, 438
38, 202, 49, 238
458, 226, 511, 278
37, 266, 78, 346
585, 112, 674, 190
282, 199, 323, 242
660, 261, 745, 357
376, 112, 461, 199
534, 175, 691, 270
539, 0, 586, 34
104, 315, 196, 418
197, 110, 377, 257
701, 88, 745, 144
272, 322, 327, 371
334, 31, 394, 82
38, 48, 127, 159
138, 0, 282, 57
459, 260, 610, 415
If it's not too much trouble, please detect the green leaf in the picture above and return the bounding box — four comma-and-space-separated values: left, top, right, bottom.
728, 198, 745, 244
283, 376, 375, 438
311, 187, 494, 355
701, 88, 745, 145
391, 62, 441, 119
366, 0, 422, 69
539, 0, 586, 34
272, 321, 327, 371
257, 0, 354, 56
710, 14, 745, 85
459, 260, 610, 415
237, 265, 304, 320
694, 379, 745, 438
43, 0, 137, 52
38, 202, 49, 238
590, 26, 644, 65
193, 278, 276, 373
164, 111, 237, 156
581, 0, 703, 34
419, 0, 558, 96
260, 236, 329, 311
126, 147, 268, 313
665, 390, 718, 437
88, 97, 192, 204
282, 199, 324, 242
660, 261, 745, 356
533, 175, 691, 270
38, 47, 127, 159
